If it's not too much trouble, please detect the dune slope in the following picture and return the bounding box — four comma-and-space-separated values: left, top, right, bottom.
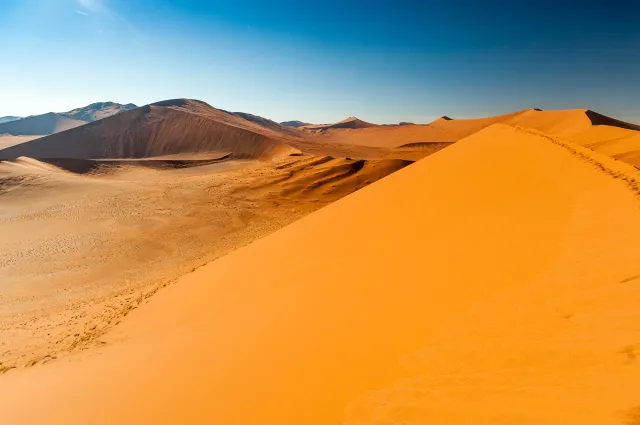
0, 99, 297, 160
2, 124, 640, 424
304, 116, 378, 130
318, 108, 640, 151
0, 113, 86, 136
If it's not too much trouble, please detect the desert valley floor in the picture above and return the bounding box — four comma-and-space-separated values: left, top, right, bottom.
1, 100, 640, 424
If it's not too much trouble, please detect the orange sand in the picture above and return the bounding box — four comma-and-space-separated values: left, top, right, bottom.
0, 100, 298, 161
314, 108, 640, 150
0, 154, 407, 369
1, 124, 640, 424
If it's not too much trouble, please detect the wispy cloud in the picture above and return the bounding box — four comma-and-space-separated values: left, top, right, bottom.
74, 9, 89, 16
74, 0, 143, 46
75, 0, 109, 15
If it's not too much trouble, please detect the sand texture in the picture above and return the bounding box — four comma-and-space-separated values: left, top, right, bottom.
1, 123, 640, 424
0, 154, 408, 370
0, 99, 299, 161
305, 109, 640, 164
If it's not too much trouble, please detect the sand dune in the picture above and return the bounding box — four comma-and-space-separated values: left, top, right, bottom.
315, 108, 640, 151
0, 135, 43, 150
562, 125, 640, 167
304, 116, 378, 130
0, 113, 86, 136
314, 109, 528, 148
0, 153, 409, 370
0, 99, 298, 161
2, 123, 640, 424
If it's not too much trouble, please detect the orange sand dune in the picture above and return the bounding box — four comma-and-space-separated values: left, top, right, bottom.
304, 116, 378, 130
315, 109, 528, 147
0, 99, 298, 161
0, 154, 409, 369
563, 125, 640, 167
2, 124, 640, 424
317, 108, 640, 151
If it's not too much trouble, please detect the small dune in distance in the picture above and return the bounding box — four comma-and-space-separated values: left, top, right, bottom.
1, 96, 640, 425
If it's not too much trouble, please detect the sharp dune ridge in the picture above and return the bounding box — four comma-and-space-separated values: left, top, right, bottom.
0, 149, 410, 370
303, 107, 640, 164
0, 99, 299, 161
2, 122, 640, 424
2, 100, 640, 424
303, 116, 378, 130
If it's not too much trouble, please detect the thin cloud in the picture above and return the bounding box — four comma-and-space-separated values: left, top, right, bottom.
74, 9, 89, 16
75, 0, 109, 15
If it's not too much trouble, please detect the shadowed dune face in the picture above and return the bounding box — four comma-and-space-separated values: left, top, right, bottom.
1, 124, 640, 424
0, 135, 43, 150
0, 113, 86, 136
0, 100, 299, 161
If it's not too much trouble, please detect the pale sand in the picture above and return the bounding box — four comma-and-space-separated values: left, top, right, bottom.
0, 155, 407, 370
1, 124, 640, 423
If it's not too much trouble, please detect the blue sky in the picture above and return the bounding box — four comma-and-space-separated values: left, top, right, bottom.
1, 0, 639, 123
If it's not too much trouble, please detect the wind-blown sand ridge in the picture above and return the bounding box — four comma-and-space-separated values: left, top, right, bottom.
0, 99, 299, 161
1, 123, 640, 424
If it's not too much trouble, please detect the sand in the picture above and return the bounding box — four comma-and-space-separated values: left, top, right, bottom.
304, 116, 378, 130
0, 113, 86, 136
563, 125, 640, 167
0, 135, 43, 150
1, 123, 640, 424
0, 99, 299, 161
0, 154, 407, 370
305, 109, 640, 163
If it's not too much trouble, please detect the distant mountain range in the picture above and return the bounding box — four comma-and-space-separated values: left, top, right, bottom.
0, 99, 298, 161
0, 102, 138, 136
0, 116, 22, 125
281, 120, 311, 128
63, 102, 138, 123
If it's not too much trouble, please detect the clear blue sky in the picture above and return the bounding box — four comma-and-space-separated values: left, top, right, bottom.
1, 0, 639, 124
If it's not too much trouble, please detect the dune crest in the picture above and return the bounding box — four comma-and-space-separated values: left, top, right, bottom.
0, 99, 298, 161
304, 116, 378, 130
1, 124, 640, 424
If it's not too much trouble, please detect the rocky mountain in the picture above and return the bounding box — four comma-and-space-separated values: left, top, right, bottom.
62, 102, 138, 123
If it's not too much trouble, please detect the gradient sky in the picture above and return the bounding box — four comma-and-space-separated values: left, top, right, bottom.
1, 0, 639, 124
